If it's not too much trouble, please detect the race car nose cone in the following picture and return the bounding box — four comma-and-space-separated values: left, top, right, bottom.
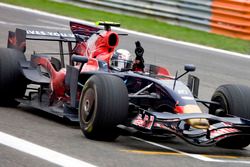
187, 118, 210, 129
179, 105, 210, 129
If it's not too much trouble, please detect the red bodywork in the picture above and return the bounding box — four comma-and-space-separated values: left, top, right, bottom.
33, 22, 119, 101
71, 22, 119, 72
32, 56, 66, 98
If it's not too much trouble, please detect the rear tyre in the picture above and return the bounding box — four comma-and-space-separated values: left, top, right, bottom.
209, 84, 250, 149
0, 48, 27, 107
79, 75, 128, 141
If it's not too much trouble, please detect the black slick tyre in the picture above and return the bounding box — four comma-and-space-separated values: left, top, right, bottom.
79, 74, 128, 141
0, 48, 27, 107
209, 84, 250, 149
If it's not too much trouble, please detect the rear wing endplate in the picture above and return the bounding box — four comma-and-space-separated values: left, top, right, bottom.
7, 28, 76, 67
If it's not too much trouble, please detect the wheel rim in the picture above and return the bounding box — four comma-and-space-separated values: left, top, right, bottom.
81, 88, 95, 123
211, 93, 227, 116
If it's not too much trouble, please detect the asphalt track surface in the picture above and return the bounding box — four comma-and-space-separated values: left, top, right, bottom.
1, 3, 250, 167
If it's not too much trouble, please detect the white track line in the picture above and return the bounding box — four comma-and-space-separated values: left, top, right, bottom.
0, 131, 96, 167
131, 137, 222, 162
0, 2, 249, 59
132, 137, 250, 164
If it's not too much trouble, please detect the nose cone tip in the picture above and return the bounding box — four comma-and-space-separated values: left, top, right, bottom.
187, 119, 210, 129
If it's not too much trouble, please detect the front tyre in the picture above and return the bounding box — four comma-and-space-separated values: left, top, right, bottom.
79, 75, 128, 141
209, 84, 250, 149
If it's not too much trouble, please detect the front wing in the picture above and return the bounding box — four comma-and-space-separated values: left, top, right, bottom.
131, 110, 250, 146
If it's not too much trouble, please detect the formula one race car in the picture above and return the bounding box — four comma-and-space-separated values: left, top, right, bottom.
1, 21, 250, 149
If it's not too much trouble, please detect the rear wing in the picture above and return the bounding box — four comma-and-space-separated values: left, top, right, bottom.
7, 21, 120, 66
26, 29, 75, 41
7, 28, 76, 67
7, 28, 27, 53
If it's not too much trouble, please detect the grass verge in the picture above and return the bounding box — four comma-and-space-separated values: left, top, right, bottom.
0, 0, 250, 54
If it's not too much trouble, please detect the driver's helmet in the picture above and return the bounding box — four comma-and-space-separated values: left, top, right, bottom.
110, 49, 133, 71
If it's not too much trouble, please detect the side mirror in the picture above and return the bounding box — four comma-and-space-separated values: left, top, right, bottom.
184, 64, 196, 72
174, 64, 196, 81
